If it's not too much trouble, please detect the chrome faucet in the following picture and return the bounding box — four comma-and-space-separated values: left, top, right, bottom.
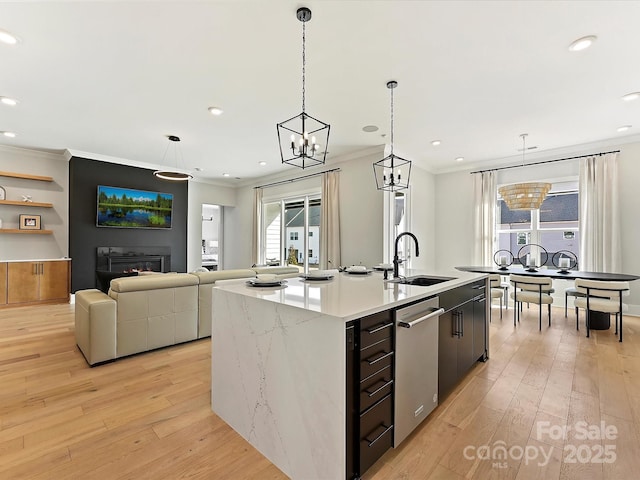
393, 232, 419, 278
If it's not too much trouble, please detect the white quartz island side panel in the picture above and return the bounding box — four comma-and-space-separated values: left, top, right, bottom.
211, 288, 346, 480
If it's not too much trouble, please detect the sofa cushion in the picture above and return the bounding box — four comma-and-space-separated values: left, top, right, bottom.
192, 269, 256, 285
109, 273, 198, 293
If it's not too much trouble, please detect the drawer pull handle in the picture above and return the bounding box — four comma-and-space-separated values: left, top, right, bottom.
365, 379, 394, 397
365, 351, 393, 365
365, 322, 393, 334
366, 424, 393, 447
397, 307, 444, 328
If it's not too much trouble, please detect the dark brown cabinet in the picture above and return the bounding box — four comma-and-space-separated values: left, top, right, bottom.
438, 279, 487, 399
346, 309, 395, 479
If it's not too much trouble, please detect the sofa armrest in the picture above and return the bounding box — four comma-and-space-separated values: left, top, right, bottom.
75, 289, 117, 366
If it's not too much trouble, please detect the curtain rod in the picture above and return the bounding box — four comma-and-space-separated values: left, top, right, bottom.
470, 150, 621, 174
254, 167, 341, 189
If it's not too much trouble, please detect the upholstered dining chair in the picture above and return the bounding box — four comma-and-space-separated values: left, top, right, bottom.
564, 286, 585, 318
510, 274, 554, 330
574, 279, 629, 342
489, 274, 506, 319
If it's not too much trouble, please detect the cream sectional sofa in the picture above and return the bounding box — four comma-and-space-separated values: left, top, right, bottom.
75, 266, 299, 365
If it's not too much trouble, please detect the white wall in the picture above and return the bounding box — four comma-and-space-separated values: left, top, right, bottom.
434, 141, 640, 314
409, 164, 436, 271
225, 146, 388, 269
187, 180, 236, 271
0, 145, 69, 260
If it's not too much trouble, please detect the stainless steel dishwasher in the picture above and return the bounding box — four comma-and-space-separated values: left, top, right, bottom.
394, 296, 444, 447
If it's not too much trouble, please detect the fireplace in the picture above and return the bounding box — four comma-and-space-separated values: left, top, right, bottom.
97, 246, 171, 273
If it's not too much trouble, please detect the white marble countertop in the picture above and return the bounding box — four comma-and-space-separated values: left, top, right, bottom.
213, 268, 487, 321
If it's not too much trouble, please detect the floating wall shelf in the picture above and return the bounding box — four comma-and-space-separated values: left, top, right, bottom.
0, 229, 53, 235
0, 200, 53, 208
0, 171, 54, 182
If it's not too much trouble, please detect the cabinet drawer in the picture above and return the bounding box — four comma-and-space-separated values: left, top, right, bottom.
440, 280, 485, 312
360, 337, 393, 380
360, 364, 393, 412
359, 394, 393, 474
359, 311, 393, 350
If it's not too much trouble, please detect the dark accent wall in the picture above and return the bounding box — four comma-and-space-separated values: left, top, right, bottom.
69, 157, 188, 292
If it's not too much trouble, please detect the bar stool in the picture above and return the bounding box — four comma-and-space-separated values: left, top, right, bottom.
489, 274, 506, 319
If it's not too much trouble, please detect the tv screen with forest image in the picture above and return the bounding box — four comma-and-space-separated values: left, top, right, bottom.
97, 185, 173, 229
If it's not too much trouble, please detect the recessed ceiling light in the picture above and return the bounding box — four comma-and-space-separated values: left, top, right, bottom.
222, 173, 230, 177
208, 106, 223, 116
0, 96, 18, 106
431, 140, 441, 146
617, 125, 632, 132
0, 29, 19, 45
455, 157, 464, 162
568, 35, 597, 52
622, 92, 640, 102
362, 125, 379, 133
258, 161, 267, 166
2, 131, 17, 138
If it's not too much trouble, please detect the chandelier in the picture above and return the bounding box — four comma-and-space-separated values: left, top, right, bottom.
373, 80, 412, 191
153, 135, 193, 181
498, 134, 550, 210
276, 7, 330, 169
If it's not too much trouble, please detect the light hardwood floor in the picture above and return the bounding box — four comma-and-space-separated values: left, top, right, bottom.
1, 302, 639, 479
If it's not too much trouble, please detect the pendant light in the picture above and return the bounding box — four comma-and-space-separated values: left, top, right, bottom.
498, 134, 550, 210
153, 135, 193, 181
276, 7, 330, 169
373, 80, 412, 191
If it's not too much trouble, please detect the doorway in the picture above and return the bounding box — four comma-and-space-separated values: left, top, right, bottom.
202, 204, 222, 271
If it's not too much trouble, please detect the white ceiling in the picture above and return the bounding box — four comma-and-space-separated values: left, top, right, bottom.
1, 0, 639, 183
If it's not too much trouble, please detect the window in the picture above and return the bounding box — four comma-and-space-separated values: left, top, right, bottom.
383, 190, 411, 265
261, 195, 321, 270
496, 180, 579, 266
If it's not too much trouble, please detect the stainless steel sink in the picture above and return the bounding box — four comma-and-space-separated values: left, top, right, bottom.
388, 275, 455, 286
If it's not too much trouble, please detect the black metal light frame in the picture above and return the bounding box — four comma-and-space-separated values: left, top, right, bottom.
277, 7, 330, 169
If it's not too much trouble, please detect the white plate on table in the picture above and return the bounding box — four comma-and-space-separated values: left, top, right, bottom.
345, 267, 373, 275
299, 274, 334, 281
246, 279, 288, 287
373, 264, 394, 271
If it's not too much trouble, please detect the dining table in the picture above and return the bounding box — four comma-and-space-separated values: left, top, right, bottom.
456, 265, 639, 329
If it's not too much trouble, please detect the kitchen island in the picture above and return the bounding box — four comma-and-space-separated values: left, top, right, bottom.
211, 269, 488, 479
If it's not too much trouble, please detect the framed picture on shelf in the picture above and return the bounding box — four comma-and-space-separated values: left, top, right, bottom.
19, 214, 41, 230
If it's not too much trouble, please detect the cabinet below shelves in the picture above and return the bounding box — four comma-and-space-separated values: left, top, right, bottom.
0, 229, 53, 235
0, 199, 53, 208
0, 260, 70, 306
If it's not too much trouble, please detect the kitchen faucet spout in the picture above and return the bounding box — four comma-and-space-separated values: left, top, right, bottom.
393, 232, 419, 278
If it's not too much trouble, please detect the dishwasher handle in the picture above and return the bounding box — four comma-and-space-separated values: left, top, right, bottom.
397, 307, 445, 328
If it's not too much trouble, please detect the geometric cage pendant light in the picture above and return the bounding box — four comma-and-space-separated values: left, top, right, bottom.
153, 135, 193, 181
373, 80, 412, 191
498, 134, 550, 210
276, 7, 330, 169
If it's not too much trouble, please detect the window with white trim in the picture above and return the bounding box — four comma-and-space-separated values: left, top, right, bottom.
496, 180, 579, 267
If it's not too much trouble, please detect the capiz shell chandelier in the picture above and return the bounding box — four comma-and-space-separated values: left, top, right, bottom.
498, 134, 550, 210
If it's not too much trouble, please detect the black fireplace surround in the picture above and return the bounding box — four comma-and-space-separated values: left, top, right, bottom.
95, 246, 171, 293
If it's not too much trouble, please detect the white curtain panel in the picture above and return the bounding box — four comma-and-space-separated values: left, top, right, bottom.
579, 152, 621, 272
473, 171, 496, 265
320, 171, 341, 270
251, 187, 263, 266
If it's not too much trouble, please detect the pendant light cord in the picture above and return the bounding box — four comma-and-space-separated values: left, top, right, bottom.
521, 133, 527, 166
301, 19, 306, 112
390, 84, 394, 155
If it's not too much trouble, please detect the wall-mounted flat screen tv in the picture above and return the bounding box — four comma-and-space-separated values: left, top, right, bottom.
97, 185, 173, 229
